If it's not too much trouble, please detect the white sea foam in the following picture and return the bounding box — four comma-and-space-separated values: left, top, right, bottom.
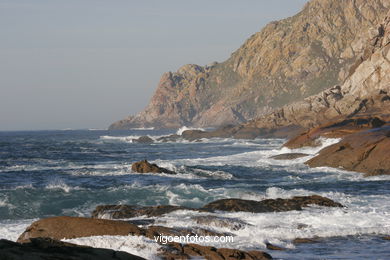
0, 219, 36, 241
150, 187, 390, 250
176, 126, 205, 135
64, 235, 161, 259
130, 127, 155, 130
45, 178, 73, 193
100, 135, 141, 143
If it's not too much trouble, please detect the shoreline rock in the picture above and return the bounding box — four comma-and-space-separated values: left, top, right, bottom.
92, 195, 343, 219
0, 237, 145, 260
306, 126, 390, 177
269, 153, 309, 160
131, 160, 176, 175
16, 217, 272, 260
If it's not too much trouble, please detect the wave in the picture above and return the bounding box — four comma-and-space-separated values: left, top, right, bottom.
0, 219, 36, 241
149, 187, 390, 250
176, 126, 205, 135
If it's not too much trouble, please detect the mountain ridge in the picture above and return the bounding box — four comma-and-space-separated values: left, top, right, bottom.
110, 0, 390, 130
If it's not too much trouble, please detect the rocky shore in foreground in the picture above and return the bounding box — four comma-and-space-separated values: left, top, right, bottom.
2, 195, 347, 260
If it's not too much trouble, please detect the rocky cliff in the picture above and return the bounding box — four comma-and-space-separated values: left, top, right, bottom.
110, 0, 390, 130
245, 9, 390, 131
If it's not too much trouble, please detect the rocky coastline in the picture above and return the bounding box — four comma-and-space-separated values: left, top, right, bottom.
2, 195, 346, 260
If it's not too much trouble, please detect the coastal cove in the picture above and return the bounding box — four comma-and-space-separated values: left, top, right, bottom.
1, 129, 389, 259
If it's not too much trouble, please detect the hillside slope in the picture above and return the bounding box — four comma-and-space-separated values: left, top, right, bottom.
245, 10, 390, 132
110, 0, 389, 130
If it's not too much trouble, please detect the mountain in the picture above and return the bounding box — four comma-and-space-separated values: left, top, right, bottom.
110, 0, 390, 130
244, 10, 390, 132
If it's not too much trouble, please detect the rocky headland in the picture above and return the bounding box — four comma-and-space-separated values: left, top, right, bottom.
110, 0, 389, 130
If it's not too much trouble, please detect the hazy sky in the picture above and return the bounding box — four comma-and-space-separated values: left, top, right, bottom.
0, 0, 308, 131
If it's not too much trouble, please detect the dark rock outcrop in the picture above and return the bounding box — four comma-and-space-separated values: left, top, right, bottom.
131, 160, 176, 174
110, 0, 390, 130
92, 205, 190, 219
92, 195, 343, 220
202, 195, 343, 213
131, 136, 154, 143
270, 153, 309, 160
0, 238, 145, 260
306, 126, 390, 176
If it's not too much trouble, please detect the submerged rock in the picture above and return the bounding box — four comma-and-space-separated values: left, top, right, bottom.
92, 205, 188, 219
131, 160, 176, 174
131, 136, 154, 143
270, 153, 309, 160
306, 126, 390, 177
265, 242, 286, 251
0, 237, 145, 260
202, 195, 343, 213
191, 215, 250, 231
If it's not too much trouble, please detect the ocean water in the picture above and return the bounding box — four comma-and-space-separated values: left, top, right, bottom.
0, 129, 389, 259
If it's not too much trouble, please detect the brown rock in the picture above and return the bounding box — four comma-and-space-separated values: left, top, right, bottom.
131, 160, 176, 174
202, 195, 343, 213
292, 238, 319, 244
382, 236, 390, 240
16, 217, 272, 260
0, 238, 145, 260
284, 116, 386, 149
265, 242, 285, 251
17, 216, 144, 243
306, 127, 390, 176
270, 153, 309, 160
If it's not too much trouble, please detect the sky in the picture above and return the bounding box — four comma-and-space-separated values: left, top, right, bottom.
0, 0, 308, 131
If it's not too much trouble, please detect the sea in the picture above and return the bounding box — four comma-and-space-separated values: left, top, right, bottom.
0, 128, 389, 259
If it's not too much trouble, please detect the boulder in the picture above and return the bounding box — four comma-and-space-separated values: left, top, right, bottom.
265, 242, 286, 251
16, 217, 271, 260
0, 238, 145, 260
284, 116, 386, 149
17, 216, 143, 243
202, 195, 343, 213
131, 136, 154, 143
17, 216, 225, 244
131, 160, 176, 174
270, 153, 309, 160
306, 126, 390, 176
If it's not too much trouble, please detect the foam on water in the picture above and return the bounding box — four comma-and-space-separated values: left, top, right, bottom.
64, 235, 161, 260
0, 219, 36, 241
149, 187, 390, 250
176, 126, 205, 135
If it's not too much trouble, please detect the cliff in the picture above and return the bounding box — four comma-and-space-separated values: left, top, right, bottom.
245, 10, 390, 131
110, 0, 390, 130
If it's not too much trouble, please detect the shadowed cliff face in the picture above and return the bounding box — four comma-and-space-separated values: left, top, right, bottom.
110, 0, 390, 130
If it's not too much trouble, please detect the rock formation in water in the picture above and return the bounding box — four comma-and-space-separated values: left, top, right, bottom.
109, 0, 390, 130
